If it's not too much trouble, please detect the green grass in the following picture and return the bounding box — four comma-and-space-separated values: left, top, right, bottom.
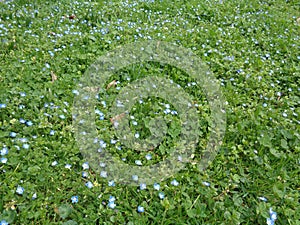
0, 0, 299, 224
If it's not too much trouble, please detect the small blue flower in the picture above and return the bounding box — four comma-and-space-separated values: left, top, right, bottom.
145, 153, 152, 160
22, 144, 30, 149
135, 160, 142, 166
164, 108, 171, 114
269, 208, 277, 221
108, 201, 116, 209
72, 90, 79, 95
65, 164, 72, 169
108, 180, 115, 187
71, 196, 78, 203
82, 171, 88, 178
85, 181, 93, 189
10, 132, 17, 137
0, 103, 6, 109
137, 206, 144, 213
202, 181, 210, 187
1, 157, 8, 164
20, 118, 26, 124
171, 179, 179, 186
158, 192, 165, 199
100, 171, 107, 178
19, 137, 28, 143
109, 195, 116, 202
110, 139, 117, 144
258, 196, 267, 202
32, 193, 37, 200
0, 220, 9, 225
99, 140, 106, 148
153, 183, 160, 190
140, 183, 147, 190
1, 147, 8, 156
16, 185, 24, 195
26, 120, 33, 126
266, 208, 277, 225
82, 162, 89, 170
267, 218, 274, 225
50, 130, 55, 135
132, 175, 138, 181
20, 92, 26, 97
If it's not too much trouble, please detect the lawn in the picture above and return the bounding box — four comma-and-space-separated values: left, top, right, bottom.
0, 0, 299, 224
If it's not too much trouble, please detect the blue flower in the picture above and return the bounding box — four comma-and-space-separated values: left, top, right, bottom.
1, 157, 8, 164
153, 183, 160, 190
145, 153, 152, 160
266, 208, 277, 225
132, 175, 138, 181
65, 164, 72, 169
26, 120, 33, 126
1, 147, 8, 156
85, 181, 93, 189
171, 179, 179, 186
109, 195, 116, 202
22, 144, 30, 149
258, 196, 267, 202
135, 160, 142, 166
82, 162, 89, 170
108, 201, 116, 209
50, 130, 55, 135
158, 192, 165, 200
110, 139, 117, 144
32, 193, 37, 200
202, 181, 210, 187
72, 90, 79, 95
0, 220, 9, 225
10, 132, 17, 137
19, 118, 26, 124
100, 171, 107, 178
0, 103, 6, 109
71, 196, 78, 203
16, 185, 24, 195
108, 180, 115, 187
82, 171, 88, 178
137, 206, 144, 213
140, 183, 147, 190
99, 140, 106, 148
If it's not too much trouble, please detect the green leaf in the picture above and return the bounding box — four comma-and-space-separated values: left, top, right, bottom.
0, 209, 17, 223
62, 220, 78, 225
280, 139, 288, 149
58, 204, 72, 219
270, 148, 281, 158
186, 209, 197, 218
